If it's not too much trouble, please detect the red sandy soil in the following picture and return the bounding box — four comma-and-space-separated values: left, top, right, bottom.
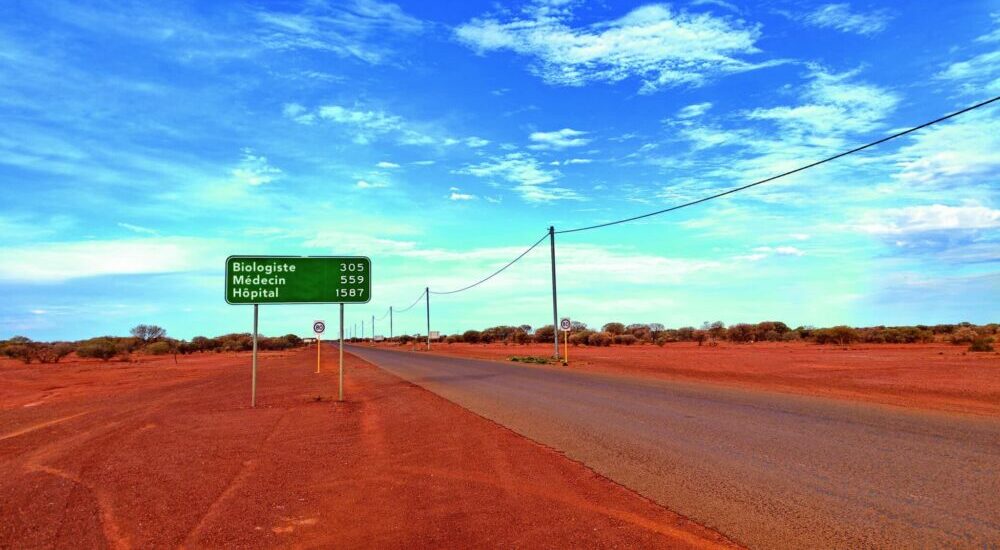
0, 348, 736, 549
367, 341, 1000, 416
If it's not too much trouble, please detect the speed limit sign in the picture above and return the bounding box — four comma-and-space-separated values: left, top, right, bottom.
313, 320, 326, 335
559, 317, 571, 331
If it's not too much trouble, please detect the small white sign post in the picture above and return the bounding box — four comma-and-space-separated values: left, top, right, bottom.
314, 320, 325, 373
559, 317, 571, 365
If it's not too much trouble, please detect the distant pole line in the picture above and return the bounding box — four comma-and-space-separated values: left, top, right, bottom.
373, 94, 1000, 337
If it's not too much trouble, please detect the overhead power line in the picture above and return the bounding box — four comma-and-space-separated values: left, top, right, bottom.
557, 94, 1000, 235
429, 231, 550, 295
394, 289, 426, 313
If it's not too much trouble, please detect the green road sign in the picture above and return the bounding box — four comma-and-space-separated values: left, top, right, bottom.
225, 256, 371, 304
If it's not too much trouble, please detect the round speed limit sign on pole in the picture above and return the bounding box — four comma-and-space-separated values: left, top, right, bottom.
314, 320, 325, 373
559, 317, 571, 366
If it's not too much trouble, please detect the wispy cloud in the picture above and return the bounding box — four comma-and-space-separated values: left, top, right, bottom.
0, 237, 218, 282
455, 3, 779, 93
376, 161, 401, 168
356, 179, 389, 189
803, 3, 892, 36
448, 189, 476, 201
677, 102, 713, 119
457, 152, 582, 202
231, 148, 282, 186
255, 0, 424, 64
934, 17, 1000, 95
858, 204, 1000, 234
528, 128, 590, 149
117, 222, 158, 235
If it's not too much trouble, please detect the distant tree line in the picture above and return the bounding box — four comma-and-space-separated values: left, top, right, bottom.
409, 321, 997, 352
0, 324, 307, 364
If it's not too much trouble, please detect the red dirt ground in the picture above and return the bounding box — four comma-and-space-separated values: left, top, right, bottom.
366, 341, 1000, 416
0, 347, 736, 549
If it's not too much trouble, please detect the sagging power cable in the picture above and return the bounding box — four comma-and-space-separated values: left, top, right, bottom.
394, 289, 426, 313
556, 94, 1000, 235
429, 231, 550, 295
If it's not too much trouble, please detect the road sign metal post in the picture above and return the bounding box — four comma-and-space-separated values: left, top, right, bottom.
339, 304, 344, 401
314, 320, 325, 373
389, 306, 393, 341
549, 226, 559, 359
560, 317, 571, 366
251, 304, 258, 407
371, 315, 374, 343
425, 287, 431, 351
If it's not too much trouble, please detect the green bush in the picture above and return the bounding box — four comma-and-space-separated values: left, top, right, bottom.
2, 343, 34, 363
587, 332, 612, 347
462, 330, 481, 344
144, 341, 174, 355
814, 326, 859, 345
969, 337, 994, 352
569, 330, 594, 346
76, 338, 121, 361
950, 328, 978, 345
36, 343, 75, 363
614, 334, 638, 345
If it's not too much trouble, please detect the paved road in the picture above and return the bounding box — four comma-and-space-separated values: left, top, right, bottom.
347, 345, 1000, 549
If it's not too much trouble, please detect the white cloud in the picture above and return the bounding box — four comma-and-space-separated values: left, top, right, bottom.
449, 191, 476, 201
738, 245, 805, 261
755, 246, 805, 256
677, 102, 713, 118
528, 128, 590, 149
465, 136, 490, 148
376, 161, 400, 168
458, 152, 582, 202
803, 4, 892, 36
117, 222, 158, 235
356, 179, 388, 189
935, 20, 1000, 95
745, 68, 899, 136
231, 148, 282, 186
286, 103, 450, 146
282, 102, 315, 124
0, 238, 215, 282
858, 204, 1000, 234
412, 160, 435, 165
455, 4, 778, 93
315, 105, 403, 144
892, 107, 1000, 187
691, 0, 740, 13
255, 0, 424, 64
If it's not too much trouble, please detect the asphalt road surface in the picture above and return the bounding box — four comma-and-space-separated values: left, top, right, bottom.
347, 345, 1000, 549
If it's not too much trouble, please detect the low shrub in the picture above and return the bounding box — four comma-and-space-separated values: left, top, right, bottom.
508, 356, 550, 364
969, 337, 994, 352
1, 343, 34, 363
145, 341, 174, 355
950, 328, 978, 345
614, 334, 638, 345
569, 330, 594, 346
35, 343, 75, 363
587, 332, 612, 347
76, 338, 121, 361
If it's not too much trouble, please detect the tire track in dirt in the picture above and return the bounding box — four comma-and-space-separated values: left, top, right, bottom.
0, 411, 90, 442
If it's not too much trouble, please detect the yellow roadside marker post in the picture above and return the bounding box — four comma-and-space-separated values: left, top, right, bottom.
559, 317, 571, 366
313, 320, 326, 374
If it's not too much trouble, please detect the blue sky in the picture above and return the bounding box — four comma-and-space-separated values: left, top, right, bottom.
1, 0, 998, 340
